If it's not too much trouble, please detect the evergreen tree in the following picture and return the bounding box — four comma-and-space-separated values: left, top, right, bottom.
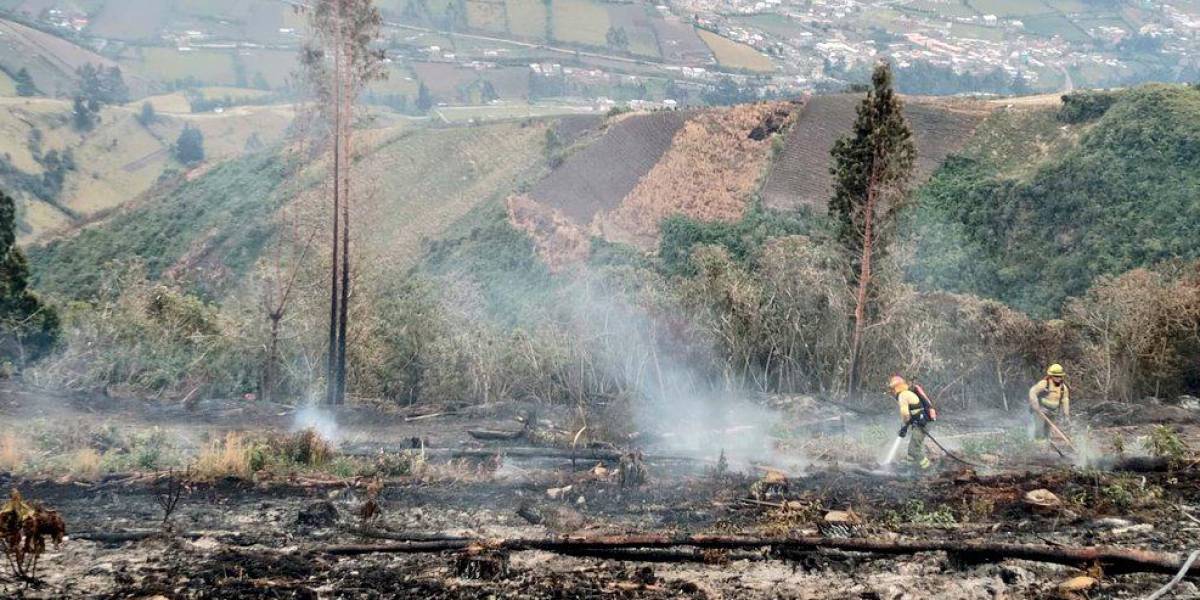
0, 190, 59, 365
827, 61, 915, 395
77, 64, 129, 105
416, 82, 433, 112
14, 68, 38, 97
175, 126, 205, 165
71, 96, 97, 131
137, 101, 158, 126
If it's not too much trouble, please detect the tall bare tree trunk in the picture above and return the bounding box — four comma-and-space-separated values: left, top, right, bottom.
324, 7, 344, 406
846, 152, 882, 397
334, 26, 351, 406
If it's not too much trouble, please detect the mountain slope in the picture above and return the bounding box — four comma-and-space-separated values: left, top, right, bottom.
28, 119, 551, 300
912, 85, 1200, 316
0, 96, 292, 240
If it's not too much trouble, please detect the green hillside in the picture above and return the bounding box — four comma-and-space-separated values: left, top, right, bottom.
29, 153, 290, 299
911, 85, 1200, 316
28, 119, 552, 301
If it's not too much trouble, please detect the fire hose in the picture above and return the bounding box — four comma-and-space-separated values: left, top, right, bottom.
916, 424, 988, 469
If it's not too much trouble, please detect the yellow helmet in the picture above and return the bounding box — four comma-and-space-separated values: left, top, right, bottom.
1046, 364, 1065, 377
888, 375, 907, 392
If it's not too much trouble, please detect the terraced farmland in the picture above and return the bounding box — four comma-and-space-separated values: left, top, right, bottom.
761, 94, 989, 212
528, 111, 691, 224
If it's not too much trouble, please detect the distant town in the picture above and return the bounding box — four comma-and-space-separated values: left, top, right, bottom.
6, 0, 1200, 115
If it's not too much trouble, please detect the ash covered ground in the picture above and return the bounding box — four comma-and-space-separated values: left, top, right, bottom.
2, 385, 1199, 599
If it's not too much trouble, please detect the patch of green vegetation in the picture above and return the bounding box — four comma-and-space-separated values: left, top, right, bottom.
420, 200, 556, 324
1057, 89, 1123, 123
911, 84, 1200, 317
658, 204, 813, 277
29, 153, 290, 300
1147, 425, 1189, 468
883, 499, 957, 527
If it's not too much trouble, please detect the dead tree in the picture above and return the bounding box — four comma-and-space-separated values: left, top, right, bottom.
300, 0, 387, 406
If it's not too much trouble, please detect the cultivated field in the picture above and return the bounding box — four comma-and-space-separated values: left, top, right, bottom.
761, 95, 990, 212
528, 110, 691, 224
126, 47, 238, 87
696, 28, 773, 73
551, 0, 610, 46
505, 0, 548, 39
467, 0, 509, 33
606, 4, 662, 58
653, 19, 713, 63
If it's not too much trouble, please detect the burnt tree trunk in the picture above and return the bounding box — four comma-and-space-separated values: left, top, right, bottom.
321, 533, 1200, 576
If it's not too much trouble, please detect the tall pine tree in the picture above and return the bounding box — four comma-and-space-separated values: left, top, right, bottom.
0, 190, 58, 366
828, 62, 915, 396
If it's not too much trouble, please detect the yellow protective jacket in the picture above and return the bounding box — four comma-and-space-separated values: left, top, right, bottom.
1028, 378, 1070, 416
896, 386, 923, 423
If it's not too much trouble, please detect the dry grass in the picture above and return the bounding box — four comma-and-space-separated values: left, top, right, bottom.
696, 29, 774, 73
507, 194, 591, 271
603, 102, 794, 247
195, 432, 253, 480
69, 448, 103, 480
0, 432, 27, 472
283, 429, 333, 466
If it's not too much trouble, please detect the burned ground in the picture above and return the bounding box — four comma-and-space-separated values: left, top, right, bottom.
1, 389, 1199, 598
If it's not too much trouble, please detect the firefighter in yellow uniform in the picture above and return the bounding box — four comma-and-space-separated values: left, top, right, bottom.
890, 375, 931, 470
1028, 363, 1070, 440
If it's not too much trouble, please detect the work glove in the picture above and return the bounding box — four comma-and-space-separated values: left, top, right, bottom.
898, 424, 909, 438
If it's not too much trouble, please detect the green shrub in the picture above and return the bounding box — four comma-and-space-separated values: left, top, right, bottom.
1057, 90, 1122, 124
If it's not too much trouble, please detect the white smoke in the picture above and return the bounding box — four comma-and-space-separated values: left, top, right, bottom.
293, 401, 340, 442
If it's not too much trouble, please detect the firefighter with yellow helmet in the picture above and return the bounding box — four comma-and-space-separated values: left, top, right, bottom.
890, 375, 933, 470
1029, 363, 1070, 439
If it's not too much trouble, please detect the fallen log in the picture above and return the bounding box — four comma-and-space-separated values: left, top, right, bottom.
320, 533, 1200, 576
467, 429, 526, 441
342, 527, 471, 543
340, 445, 705, 464
72, 530, 254, 544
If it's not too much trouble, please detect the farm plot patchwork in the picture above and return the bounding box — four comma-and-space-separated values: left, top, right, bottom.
652, 19, 712, 63
606, 4, 661, 58
412, 61, 479, 99
967, 0, 1051, 16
